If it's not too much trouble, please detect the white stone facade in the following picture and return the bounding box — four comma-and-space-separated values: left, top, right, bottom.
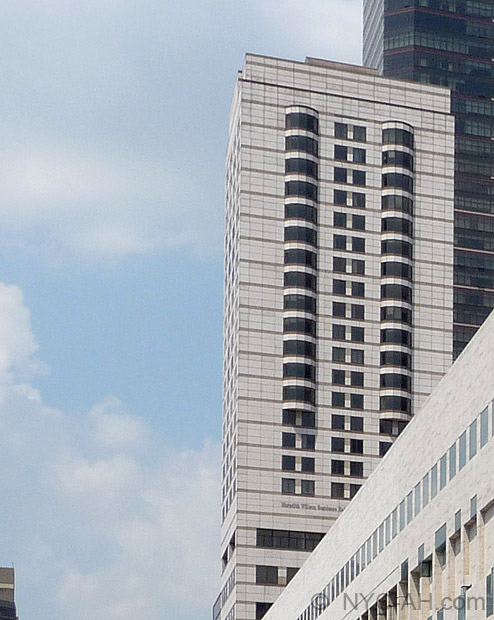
263, 304, 494, 620
216, 54, 456, 620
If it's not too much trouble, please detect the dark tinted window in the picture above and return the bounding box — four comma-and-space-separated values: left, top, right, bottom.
285, 181, 318, 200
335, 145, 348, 160
383, 173, 413, 192
333, 257, 347, 272
285, 226, 316, 244
382, 195, 413, 214
381, 373, 411, 390
285, 203, 317, 222
381, 306, 412, 324
380, 350, 411, 367
350, 416, 364, 431
350, 438, 364, 452
382, 217, 412, 235
283, 363, 315, 380
383, 128, 413, 148
352, 192, 366, 208
381, 328, 411, 345
380, 396, 411, 413
283, 340, 316, 358
285, 158, 318, 178
332, 392, 345, 407
284, 249, 317, 268
383, 150, 414, 170
286, 135, 318, 155
332, 437, 345, 452
284, 271, 316, 290
353, 126, 367, 142
283, 317, 316, 336
256, 565, 279, 584
335, 167, 348, 183
382, 239, 412, 257
381, 284, 412, 302
335, 122, 348, 138
381, 261, 412, 279
332, 459, 345, 474
331, 482, 345, 497
286, 112, 318, 133
284, 295, 316, 312
353, 170, 366, 186
334, 189, 347, 205
283, 385, 315, 404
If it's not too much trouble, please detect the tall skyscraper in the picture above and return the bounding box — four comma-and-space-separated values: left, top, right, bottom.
215, 53, 455, 620
363, 0, 494, 357
0, 568, 18, 620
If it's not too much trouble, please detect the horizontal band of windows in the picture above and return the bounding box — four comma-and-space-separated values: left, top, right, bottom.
383, 128, 414, 149
380, 373, 411, 390
335, 122, 367, 142
256, 528, 324, 551
282, 409, 315, 428
285, 203, 317, 222
381, 328, 412, 345
381, 261, 412, 279
334, 145, 367, 164
381, 284, 413, 302
284, 271, 317, 290
284, 249, 317, 268
455, 231, 494, 253
282, 454, 315, 472
382, 217, 413, 236
283, 317, 316, 337
382, 173, 413, 193
284, 295, 316, 312
331, 393, 364, 410
382, 194, 413, 214
380, 395, 411, 414
283, 363, 315, 381
332, 325, 365, 342
283, 386, 315, 405
286, 112, 319, 134
383, 150, 414, 171
381, 306, 412, 324
454, 305, 491, 326
285, 158, 318, 179
334, 190, 366, 208
285, 135, 318, 156
284, 226, 317, 245
380, 350, 411, 368
331, 436, 364, 452
283, 340, 316, 358
334, 168, 367, 186
285, 181, 318, 201
382, 239, 413, 258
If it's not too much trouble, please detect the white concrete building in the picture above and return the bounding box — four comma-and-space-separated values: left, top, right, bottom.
216, 54, 456, 620
263, 303, 494, 620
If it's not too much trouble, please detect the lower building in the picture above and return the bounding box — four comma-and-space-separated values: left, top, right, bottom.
0, 569, 17, 620
262, 308, 494, 620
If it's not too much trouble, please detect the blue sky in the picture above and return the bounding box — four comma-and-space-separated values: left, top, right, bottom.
0, 1, 361, 619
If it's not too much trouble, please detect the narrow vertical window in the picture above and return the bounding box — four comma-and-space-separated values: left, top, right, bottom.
470, 420, 478, 459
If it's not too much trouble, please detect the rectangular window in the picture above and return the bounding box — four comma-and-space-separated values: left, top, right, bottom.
301, 479, 315, 495
385, 515, 391, 545
486, 570, 493, 617
352, 259, 365, 274
333, 324, 346, 340
334, 212, 347, 227
334, 167, 348, 183
440, 454, 447, 490
352, 192, 366, 208
335, 145, 348, 160
423, 472, 429, 507
350, 438, 364, 453
351, 282, 365, 297
350, 416, 363, 431
470, 420, 478, 459
366, 538, 372, 565
399, 500, 405, 531
282, 433, 296, 448
335, 122, 348, 139
334, 235, 347, 250
332, 414, 345, 429
331, 482, 345, 498
351, 349, 364, 364
414, 483, 421, 516
332, 459, 345, 475
372, 530, 378, 559
353, 126, 367, 142
459, 431, 467, 469
333, 302, 346, 318
351, 304, 364, 320
282, 455, 296, 471
301, 434, 316, 450
301, 457, 315, 472
392, 508, 398, 538
332, 437, 345, 452
353, 148, 366, 163
350, 461, 363, 476
334, 189, 347, 205
407, 491, 413, 524
449, 443, 457, 480
282, 478, 296, 494
256, 565, 278, 585
352, 170, 366, 186
351, 327, 364, 342
352, 214, 366, 230
481, 407, 489, 447
352, 237, 366, 253
431, 464, 438, 498
378, 523, 384, 552
334, 257, 347, 272
332, 347, 346, 362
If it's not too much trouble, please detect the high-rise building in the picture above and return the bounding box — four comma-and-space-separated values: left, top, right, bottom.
363, 0, 494, 358
0, 568, 18, 620
215, 53, 455, 620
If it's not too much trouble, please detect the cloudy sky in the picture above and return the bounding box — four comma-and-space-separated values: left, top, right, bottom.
0, 1, 361, 618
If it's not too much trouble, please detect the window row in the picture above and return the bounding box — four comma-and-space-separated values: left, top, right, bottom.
334, 212, 365, 230
284, 271, 316, 290
283, 339, 316, 358
382, 239, 412, 258
331, 414, 364, 431
380, 395, 411, 413
381, 328, 412, 345
332, 347, 365, 365
382, 261, 412, 279
256, 528, 324, 551
286, 158, 318, 179
331, 392, 364, 410
281, 478, 315, 496
285, 181, 317, 200
381, 373, 411, 390
333, 257, 365, 274
331, 459, 364, 477
382, 217, 412, 235
383, 150, 414, 171
284, 294, 316, 312
286, 135, 318, 156
285, 225, 316, 244
283, 386, 315, 404
331, 482, 362, 499
256, 564, 300, 585
331, 436, 364, 453
382, 194, 413, 214
285, 249, 317, 268
332, 369, 364, 386
282, 432, 316, 450
333, 324, 365, 342
283, 317, 316, 337
335, 123, 367, 142
282, 455, 315, 472
383, 173, 413, 193
383, 127, 414, 149
335, 145, 366, 163
334, 235, 366, 252
285, 203, 317, 223
381, 306, 412, 324
334, 189, 366, 208
333, 279, 365, 297
286, 112, 318, 134
333, 302, 365, 320
282, 409, 315, 428
335, 167, 366, 186
382, 284, 412, 302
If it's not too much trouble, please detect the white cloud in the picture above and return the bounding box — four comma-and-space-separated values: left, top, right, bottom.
0, 282, 221, 620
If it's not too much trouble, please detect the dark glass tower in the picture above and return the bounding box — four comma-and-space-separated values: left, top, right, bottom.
364, 0, 494, 357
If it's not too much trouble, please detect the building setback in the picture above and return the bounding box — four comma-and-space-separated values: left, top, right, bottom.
261, 303, 494, 620
363, 0, 494, 358
0, 568, 18, 620
215, 53, 455, 620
